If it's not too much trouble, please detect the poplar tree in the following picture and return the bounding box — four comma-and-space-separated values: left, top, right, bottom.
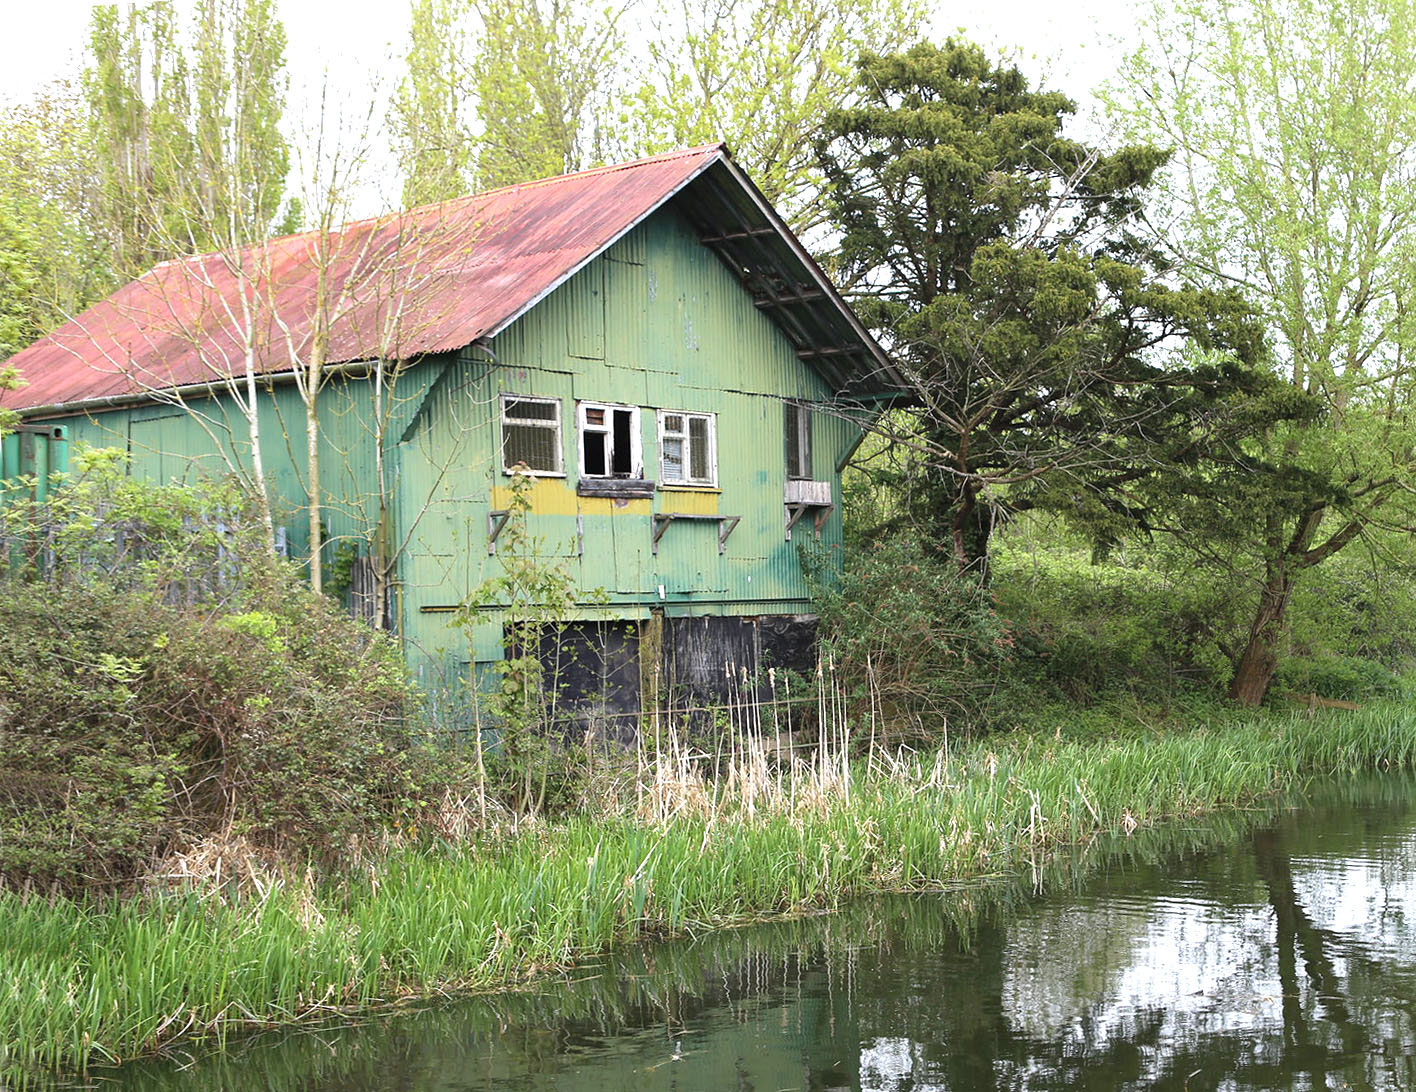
1113, 0, 1416, 705
391, 0, 624, 202
79, 0, 296, 552
391, 0, 920, 222
84, 0, 294, 277
391, 0, 472, 206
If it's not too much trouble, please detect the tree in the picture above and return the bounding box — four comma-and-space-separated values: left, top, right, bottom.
391, 0, 626, 202
627, 0, 922, 231
0, 83, 111, 353
391, 0, 921, 223
391, 0, 473, 206
74, 0, 296, 551
84, 0, 294, 280
1112, 0, 1416, 704
817, 41, 1288, 576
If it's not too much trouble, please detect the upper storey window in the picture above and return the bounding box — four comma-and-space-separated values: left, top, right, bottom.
659, 410, 717, 487
500, 395, 562, 474
578, 402, 642, 478
785, 401, 812, 479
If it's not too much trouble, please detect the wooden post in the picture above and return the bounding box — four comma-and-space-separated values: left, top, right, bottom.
639, 610, 665, 746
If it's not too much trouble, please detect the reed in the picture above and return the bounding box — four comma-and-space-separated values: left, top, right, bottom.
4, 702, 1416, 1086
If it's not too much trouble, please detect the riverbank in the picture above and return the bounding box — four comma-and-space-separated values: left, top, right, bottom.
6, 704, 1416, 1086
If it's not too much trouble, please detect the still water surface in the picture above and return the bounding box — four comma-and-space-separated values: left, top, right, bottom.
106, 775, 1416, 1091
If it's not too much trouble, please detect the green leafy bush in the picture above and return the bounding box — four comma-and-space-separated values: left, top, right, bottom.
1273, 655, 1403, 702
990, 544, 1247, 700
0, 456, 425, 892
806, 535, 1016, 741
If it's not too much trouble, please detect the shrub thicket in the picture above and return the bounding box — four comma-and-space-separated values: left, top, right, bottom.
814, 518, 1416, 745
0, 455, 426, 892
806, 536, 1016, 740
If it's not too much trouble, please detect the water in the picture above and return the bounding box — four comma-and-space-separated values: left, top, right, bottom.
102, 775, 1416, 1091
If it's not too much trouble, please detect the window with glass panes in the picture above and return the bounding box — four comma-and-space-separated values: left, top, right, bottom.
500, 395, 562, 474
785, 402, 811, 479
658, 411, 716, 486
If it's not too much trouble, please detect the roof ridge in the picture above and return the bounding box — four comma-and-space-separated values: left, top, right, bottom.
139, 144, 729, 281
409, 143, 727, 218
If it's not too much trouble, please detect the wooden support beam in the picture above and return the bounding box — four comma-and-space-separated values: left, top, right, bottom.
753, 287, 826, 309
487, 509, 510, 554
784, 502, 834, 541
701, 226, 776, 244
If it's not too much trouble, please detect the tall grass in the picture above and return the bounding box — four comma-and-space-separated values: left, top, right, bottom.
5, 703, 1416, 1085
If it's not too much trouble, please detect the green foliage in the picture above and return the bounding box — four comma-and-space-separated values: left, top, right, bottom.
391, 0, 922, 228
392, 0, 475, 205
457, 471, 589, 815
819, 40, 1292, 572
990, 545, 1246, 699
806, 534, 1015, 739
391, 0, 624, 200
0, 462, 422, 893
84, 0, 294, 279
0, 82, 112, 356
625, 0, 923, 230
1112, 0, 1416, 702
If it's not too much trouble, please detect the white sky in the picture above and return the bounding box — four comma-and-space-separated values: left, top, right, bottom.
5, 0, 1142, 216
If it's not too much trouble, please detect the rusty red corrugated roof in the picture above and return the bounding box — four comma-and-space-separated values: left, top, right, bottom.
2, 145, 728, 413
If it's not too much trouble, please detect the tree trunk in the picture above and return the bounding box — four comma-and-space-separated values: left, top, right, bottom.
1228, 566, 1294, 706
949, 489, 994, 580
307, 379, 321, 594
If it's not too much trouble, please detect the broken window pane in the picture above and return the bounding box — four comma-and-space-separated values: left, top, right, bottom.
611, 410, 633, 475
583, 430, 608, 476
785, 403, 811, 479
579, 402, 641, 478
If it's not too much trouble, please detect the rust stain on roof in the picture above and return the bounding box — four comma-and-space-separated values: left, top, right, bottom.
3, 145, 726, 412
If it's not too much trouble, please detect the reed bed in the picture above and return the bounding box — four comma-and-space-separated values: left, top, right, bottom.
5, 702, 1416, 1085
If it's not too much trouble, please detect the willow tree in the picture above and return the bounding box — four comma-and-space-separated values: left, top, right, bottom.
817, 41, 1290, 576
1113, 0, 1416, 705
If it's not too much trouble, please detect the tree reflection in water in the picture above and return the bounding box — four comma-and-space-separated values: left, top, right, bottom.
97, 775, 1416, 1092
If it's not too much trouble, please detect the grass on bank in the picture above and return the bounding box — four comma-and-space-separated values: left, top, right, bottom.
6, 703, 1416, 1085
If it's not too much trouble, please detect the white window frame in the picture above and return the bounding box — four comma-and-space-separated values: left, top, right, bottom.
499, 394, 563, 476
657, 409, 718, 488
577, 401, 643, 479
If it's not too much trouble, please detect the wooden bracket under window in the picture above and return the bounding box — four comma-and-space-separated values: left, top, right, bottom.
487, 509, 511, 554
652, 512, 742, 555
785, 503, 834, 541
